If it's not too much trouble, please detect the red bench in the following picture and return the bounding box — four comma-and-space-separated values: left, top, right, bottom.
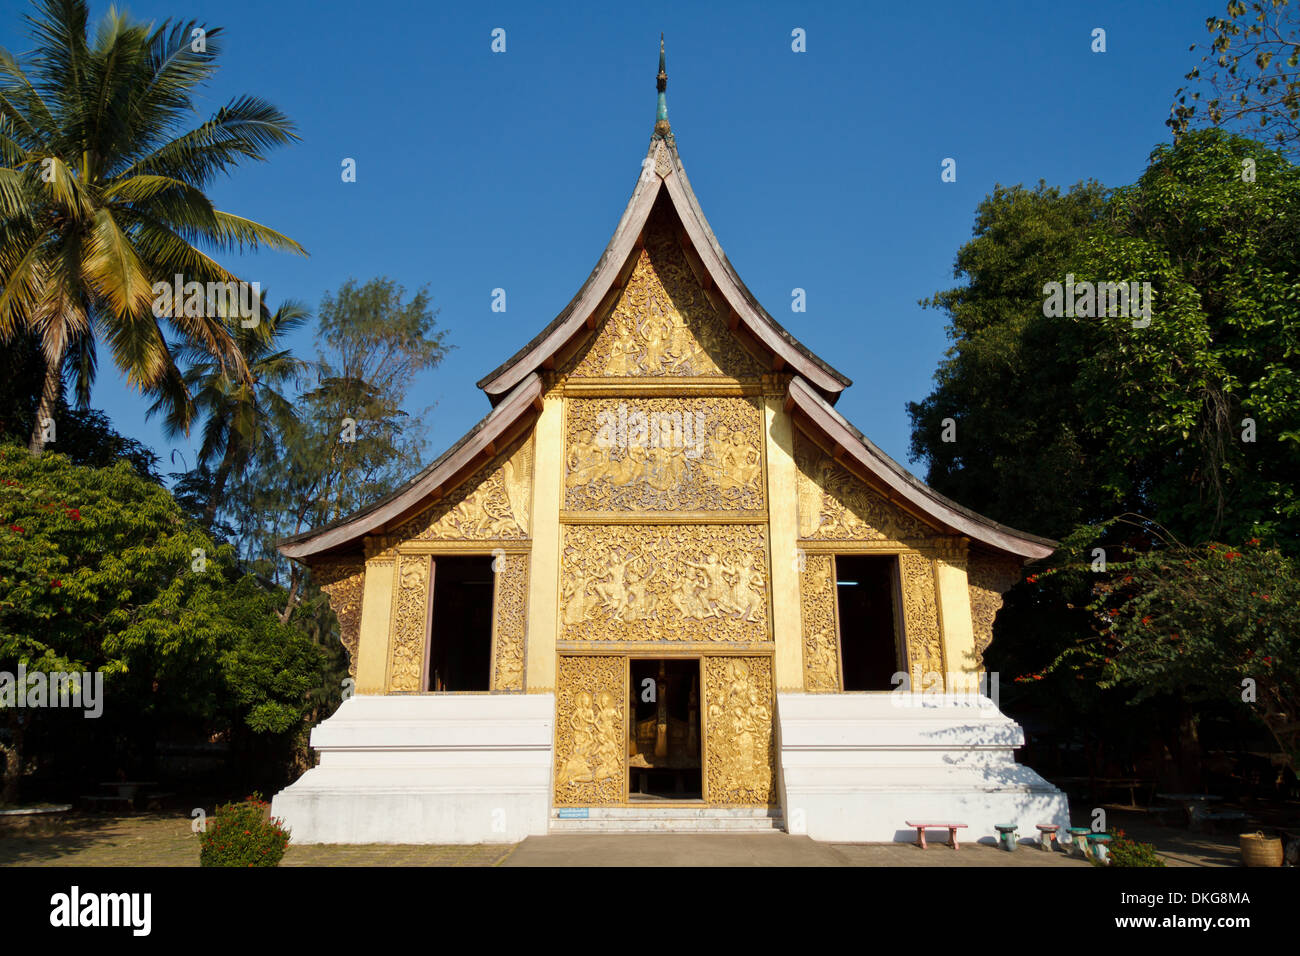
906, 821, 967, 849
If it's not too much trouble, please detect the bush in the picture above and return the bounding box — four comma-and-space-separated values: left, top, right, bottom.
1104, 829, 1165, 867
198, 794, 290, 867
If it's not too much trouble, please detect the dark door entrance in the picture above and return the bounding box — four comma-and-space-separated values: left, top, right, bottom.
425, 556, 494, 692
836, 555, 903, 690
628, 659, 701, 799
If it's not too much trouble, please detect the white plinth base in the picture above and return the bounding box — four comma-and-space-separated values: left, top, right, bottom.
271, 694, 555, 844
776, 692, 1069, 844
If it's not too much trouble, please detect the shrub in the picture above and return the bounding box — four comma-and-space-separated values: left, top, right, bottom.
1104, 828, 1165, 867
198, 793, 290, 867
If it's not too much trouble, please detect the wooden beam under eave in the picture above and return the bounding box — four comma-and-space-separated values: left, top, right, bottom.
772, 355, 786, 372
727, 308, 740, 331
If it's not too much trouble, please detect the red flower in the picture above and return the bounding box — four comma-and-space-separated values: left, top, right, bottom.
9, 524, 22, 534
51, 580, 60, 588
1263, 657, 1273, 664
1026, 574, 1038, 583
1248, 538, 1260, 546
1226, 552, 1240, 561
66, 508, 80, 521
1141, 616, 1152, 625
1033, 674, 1043, 681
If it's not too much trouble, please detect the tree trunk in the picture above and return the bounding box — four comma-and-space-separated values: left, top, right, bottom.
1, 712, 23, 805
203, 441, 240, 526
28, 344, 66, 455
278, 565, 302, 624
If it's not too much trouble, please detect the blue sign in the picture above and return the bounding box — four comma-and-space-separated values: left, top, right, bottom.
557, 808, 589, 819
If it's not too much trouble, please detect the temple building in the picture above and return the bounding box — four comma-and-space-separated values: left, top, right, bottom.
271, 44, 1070, 844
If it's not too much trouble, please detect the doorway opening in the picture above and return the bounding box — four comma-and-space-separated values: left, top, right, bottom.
425, 556, 494, 692
628, 659, 701, 800
835, 555, 904, 691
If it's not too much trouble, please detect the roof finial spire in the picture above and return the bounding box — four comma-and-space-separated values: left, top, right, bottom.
654, 34, 672, 140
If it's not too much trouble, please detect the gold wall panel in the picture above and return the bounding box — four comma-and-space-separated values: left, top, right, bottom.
389, 433, 534, 543
793, 430, 933, 543
799, 554, 841, 692
564, 396, 764, 513
559, 524, 770, 643
967, 552, 1023, 667
565, 211, 764, 382
899, 551, 944, 681
704, 657, 775, 805
387, 553, 430, 692
313, 557, 365, 677
554, 655, 625, 806
491, 553, 528, 691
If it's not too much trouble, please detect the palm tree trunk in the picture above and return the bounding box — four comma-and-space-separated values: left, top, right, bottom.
204, 441, 240, 526
28, 345, 66, 456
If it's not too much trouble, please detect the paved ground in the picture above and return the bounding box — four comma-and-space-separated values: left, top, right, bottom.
502, 833, 1089, 867
0, 810, 1246, 866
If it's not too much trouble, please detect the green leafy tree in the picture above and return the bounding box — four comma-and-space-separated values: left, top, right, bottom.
0, 445, 322, 803
0, 0, 304, 455
907, 180, 1110, 537
1170, 0, 1300, 156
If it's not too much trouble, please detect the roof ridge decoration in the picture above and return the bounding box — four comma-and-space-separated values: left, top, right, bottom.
654, 33, 673, 144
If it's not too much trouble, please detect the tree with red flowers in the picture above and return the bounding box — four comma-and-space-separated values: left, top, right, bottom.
1050, 521, 1300, 773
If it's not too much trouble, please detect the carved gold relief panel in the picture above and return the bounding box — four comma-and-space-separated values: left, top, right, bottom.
968, 552, 1023, 667
491, 553, 528, 692
565, 212, 764, 382
794, 430, 933, 543
559, 524, 770, 643
554, 655, 626, 806
704, 657, 775, 805
799, 554, 841, 692
899, 551, 944, 683
387, 553, 430, 693
388, 434, 534, 544
564, 397, 764, 513
313, 557, 365, 677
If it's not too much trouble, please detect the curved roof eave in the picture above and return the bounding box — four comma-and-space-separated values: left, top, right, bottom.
475, 138, 852, 403
277, 372, 544, 561
786, 375, 1057, 561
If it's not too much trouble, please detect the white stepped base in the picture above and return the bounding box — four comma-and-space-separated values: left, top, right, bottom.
550, 807, 784, 833
777, 692, 1070, 844
271, 694, 555, 845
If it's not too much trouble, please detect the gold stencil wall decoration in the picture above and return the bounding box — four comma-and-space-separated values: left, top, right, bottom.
312, 557, 365, 677
704, 657, 775, 805
490, 553, 528, 692
564, 397, 765, 513
554, 655, 625, 805
387, 553, 430, 693
898, 551, 944, 684
799, 554, 841, 692
793, 430, 933, 543
967, 553, 1024, 667
566, 213, 764, 381
389, 434, 534, 543
559, 524, 770, 643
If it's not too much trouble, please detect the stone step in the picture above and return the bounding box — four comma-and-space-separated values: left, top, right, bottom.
549, 806, 784, 833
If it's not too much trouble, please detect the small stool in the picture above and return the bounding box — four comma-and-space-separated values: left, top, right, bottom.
1035, 824, 1060, 851
1088, 832, 1112, 864
1067, 826, 1092, 858
994, 824, 1018, 852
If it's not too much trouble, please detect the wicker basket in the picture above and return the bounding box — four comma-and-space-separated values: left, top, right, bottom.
1239, 832, 1283, 867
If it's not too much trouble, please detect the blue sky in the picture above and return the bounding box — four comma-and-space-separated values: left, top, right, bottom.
1, 0, 1211, 478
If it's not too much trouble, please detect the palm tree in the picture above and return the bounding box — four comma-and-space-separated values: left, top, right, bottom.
151, 294, 310, 526
0, 0, 305, 454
